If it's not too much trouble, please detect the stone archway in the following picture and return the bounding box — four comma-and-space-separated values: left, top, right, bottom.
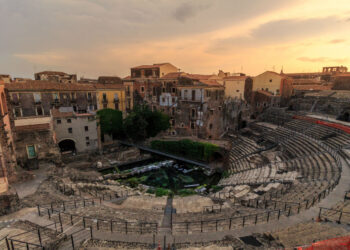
58, 139, 76, 153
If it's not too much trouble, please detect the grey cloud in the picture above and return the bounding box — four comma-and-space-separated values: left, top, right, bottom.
173, 2, 210, 22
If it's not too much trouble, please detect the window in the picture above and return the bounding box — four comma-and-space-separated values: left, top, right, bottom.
218, 106, 222, 111
52, 93, 59, 100
209, 124, 213, 130
73, 106, 77, 112
162, 97, 165, 102
12, 93, 19, 103
86, 136, 89, 141
114, 93, 118, 101
85, 126, 89, 131
269, 79, 272, 82
86, 141, 90, 146
192, 90, 196, 101
71, 92, 76, 99
87, 92, 92, 100
68, 128, 73, 133
190, 122, 195, 129
67, 119, 72, 123
57, 119, 61, 124
33, 93, 41, 103
141, 86, 145, 93
102, 93, 107, 101
172, 97, 176, 103
115, 102, 119, 110
103, 103, 107, 109
14, 107, 22, 117
191, 108, 196, 118
172, 87, 176, 93
162, 87, 165, 92
26, 145, 36, 159
236, 90, 239, 92
36, 106, 43, 116
210, 109, 214, 115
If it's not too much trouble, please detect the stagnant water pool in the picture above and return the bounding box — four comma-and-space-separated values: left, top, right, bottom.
102, 159, 222, 194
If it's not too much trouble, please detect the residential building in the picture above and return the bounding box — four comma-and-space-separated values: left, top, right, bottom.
4, 81, 98, 167
5, 80, 97, 117
94, 83, 127, 112
220, 75, 247, 100
97, 76, 122, 85
52, 108, 99, 153
252, 71, 292, 96
35, 71, 77, 83
0, 75, 11, 84
130, 63, 178, 79
175, 78, 225, 139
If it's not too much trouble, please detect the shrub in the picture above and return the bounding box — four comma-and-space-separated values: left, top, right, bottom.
150, 139, 219, 162
155, 188, 170, 197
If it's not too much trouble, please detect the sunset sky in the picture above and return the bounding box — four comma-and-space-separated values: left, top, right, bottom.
1, 0, 350, 78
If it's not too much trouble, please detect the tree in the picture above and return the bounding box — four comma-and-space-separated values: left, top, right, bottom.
97, 108, 123, 139
123, 105, 170, 141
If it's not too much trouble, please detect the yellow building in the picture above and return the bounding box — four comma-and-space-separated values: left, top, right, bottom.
94, 84, 128, 112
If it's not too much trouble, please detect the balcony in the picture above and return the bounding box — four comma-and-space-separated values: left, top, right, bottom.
11, 100, 20, 106
113, 98, 119, 103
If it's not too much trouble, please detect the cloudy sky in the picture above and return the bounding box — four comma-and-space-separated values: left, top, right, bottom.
1, 0, 350, 78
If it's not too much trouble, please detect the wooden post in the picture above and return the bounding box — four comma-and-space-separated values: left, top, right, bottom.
37, 205, 41, 216
37, 228, 42, 246
71, 235, 75, 250
5, 237, 10, 250
58, 212, 63, 232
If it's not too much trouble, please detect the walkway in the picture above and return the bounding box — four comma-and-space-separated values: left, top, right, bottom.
120, 141, 210, 169
12, 165, 49, 199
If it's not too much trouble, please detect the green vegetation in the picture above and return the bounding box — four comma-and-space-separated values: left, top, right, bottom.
150, 139, 219, 162
177, 189, 197, 196
124, 105, 170, 141
155, 188, 171, 197
97, 109, 123, 139
98, 105, 170, 142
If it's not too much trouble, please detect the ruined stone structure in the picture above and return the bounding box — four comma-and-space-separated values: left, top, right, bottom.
0, 83, 16, 184
35, 71, 77, 83
289, 90, 350, 120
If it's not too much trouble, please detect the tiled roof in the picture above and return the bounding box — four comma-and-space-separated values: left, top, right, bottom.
16, 123, 50, 132
256, 90, 273, 96
131, 63, 171, 69
5, 80, 96, 91
199, 79, 223, 87
35, 71, 68, 76
223, 76, 247, 80
186, 74, 216, 80
51, 109, 74, 118
293, 84, 333, 91
160, 72, 187, 79
93, 83, 124, 90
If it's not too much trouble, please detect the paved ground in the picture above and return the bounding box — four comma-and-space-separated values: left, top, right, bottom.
12, 165, 49, 199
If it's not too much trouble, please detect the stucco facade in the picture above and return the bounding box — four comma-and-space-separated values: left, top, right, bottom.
94, 84, 126, 112
52, 109, 99, 153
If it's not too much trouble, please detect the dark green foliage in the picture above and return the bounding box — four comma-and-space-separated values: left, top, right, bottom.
150, 139, 219, 162
97, 109, 123, 139
155, 188, 170, 197
124, 105, 170, 141
177, 189, 197, 196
